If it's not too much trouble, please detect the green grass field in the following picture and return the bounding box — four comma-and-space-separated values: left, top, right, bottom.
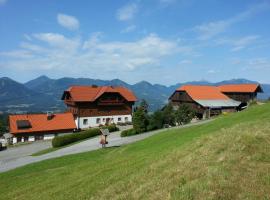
1, 104, 270, 200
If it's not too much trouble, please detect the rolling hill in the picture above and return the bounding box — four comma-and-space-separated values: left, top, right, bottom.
0, 77, 61, 113
0, 76, 269, 113
0, 103, 269, 199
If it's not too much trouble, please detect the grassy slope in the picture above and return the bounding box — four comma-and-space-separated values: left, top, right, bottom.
1, 104, 270, 200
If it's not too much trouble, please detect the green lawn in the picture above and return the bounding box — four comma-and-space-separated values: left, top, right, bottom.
1, 104, 270, 200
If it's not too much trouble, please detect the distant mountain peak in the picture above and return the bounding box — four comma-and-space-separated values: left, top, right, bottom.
136, 80, 152, 86
110, 78, 129, 86
215, 78, 258, 86
35, 75, 51, 81
24, 75, 53, 89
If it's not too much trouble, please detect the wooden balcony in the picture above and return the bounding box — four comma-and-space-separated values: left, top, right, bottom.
97, 99, 125, 106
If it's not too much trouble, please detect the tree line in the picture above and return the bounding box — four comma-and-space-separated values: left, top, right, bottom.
132, 99, 195, 134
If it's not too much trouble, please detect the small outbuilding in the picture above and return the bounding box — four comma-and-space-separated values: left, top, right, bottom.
9, 112, 76, 144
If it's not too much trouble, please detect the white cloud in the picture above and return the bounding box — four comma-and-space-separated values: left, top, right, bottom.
33, 33, 80, 53
179, 59, 192, 64
116, 3, 138, 21
57, 13, 80, 30
248, 58, 270, 69
194, 2, 270, 40
0, 33, 191, 75
215, 35, 260, 52
121, 25, 136, 33
207, 69, 216, 74
0, 0, 7, 5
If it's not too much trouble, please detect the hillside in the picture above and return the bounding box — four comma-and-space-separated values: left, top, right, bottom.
0, 77, 60, 113
1, 104, 270, 199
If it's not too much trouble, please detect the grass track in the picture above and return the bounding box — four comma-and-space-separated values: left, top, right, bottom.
0, 104, 270, 200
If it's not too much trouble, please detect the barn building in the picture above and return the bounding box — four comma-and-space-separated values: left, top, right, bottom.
61, 86, 137, 129
9, 113, 76, 144
169, 85, 241, 118
218, 84, 263, 108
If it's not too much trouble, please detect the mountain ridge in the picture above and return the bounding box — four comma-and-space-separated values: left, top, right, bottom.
0, 76, 269, 113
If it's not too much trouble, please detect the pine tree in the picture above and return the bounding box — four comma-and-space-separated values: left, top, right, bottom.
132, 107, 149, 133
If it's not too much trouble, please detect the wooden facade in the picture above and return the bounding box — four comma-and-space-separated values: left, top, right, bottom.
62, 86, 137, 128
169, 88, 239, 119
64, 92, 134, 118
218, 84, 263, 105
221, 92, 257, 104
170, 91, 208, 118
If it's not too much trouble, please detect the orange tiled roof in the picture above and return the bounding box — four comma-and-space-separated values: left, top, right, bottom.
63, 86, 137, 102
218, 84, 261, 93
9, 113, 76, 135
177, 85, 229, 100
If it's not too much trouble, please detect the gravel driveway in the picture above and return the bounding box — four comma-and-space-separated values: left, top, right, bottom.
0, 120, 211, 173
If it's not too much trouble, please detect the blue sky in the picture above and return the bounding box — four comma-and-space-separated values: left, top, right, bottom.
0, 0, 270, 85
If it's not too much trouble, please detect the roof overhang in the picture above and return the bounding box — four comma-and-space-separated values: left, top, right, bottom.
194, 99, 241, 108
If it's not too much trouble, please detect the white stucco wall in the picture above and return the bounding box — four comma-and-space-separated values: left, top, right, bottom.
44, 134, 55, 140
75, 114, 132, 129
28, 136, 35, 142
12, 137, 17, 144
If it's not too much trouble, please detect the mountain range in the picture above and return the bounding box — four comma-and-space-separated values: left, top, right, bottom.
0, 76, 269, 113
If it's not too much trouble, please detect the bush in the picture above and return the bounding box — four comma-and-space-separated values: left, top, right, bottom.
175, 104, 195, 125
117, 122, 126, 126
102, 124, 119, 132
126, 121, 133, 125
120, 128, 137, 137
52, 128, 101, 148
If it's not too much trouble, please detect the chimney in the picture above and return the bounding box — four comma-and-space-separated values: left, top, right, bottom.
47, 112, 54, 120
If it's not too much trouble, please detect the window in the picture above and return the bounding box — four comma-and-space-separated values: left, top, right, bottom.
125, 117, 128, 122
16, 120, 32, 129
118, 117, 122, 122
96, 118, 101, 124
83, 119, 88, 125
103, 118, 105, 122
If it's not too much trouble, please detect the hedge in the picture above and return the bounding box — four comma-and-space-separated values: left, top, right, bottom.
52, 128, 101, 148
120, 128, 138, 137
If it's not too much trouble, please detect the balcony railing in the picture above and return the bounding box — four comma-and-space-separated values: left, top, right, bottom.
98, 99, 125, 105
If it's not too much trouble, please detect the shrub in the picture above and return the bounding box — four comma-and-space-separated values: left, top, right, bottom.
117, 122, 126, 126
120, 128, 137, 137
125, 121, 133, 125
52, 128, 101, 148
175, 104, 195, 125
103, 124, 119, 132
